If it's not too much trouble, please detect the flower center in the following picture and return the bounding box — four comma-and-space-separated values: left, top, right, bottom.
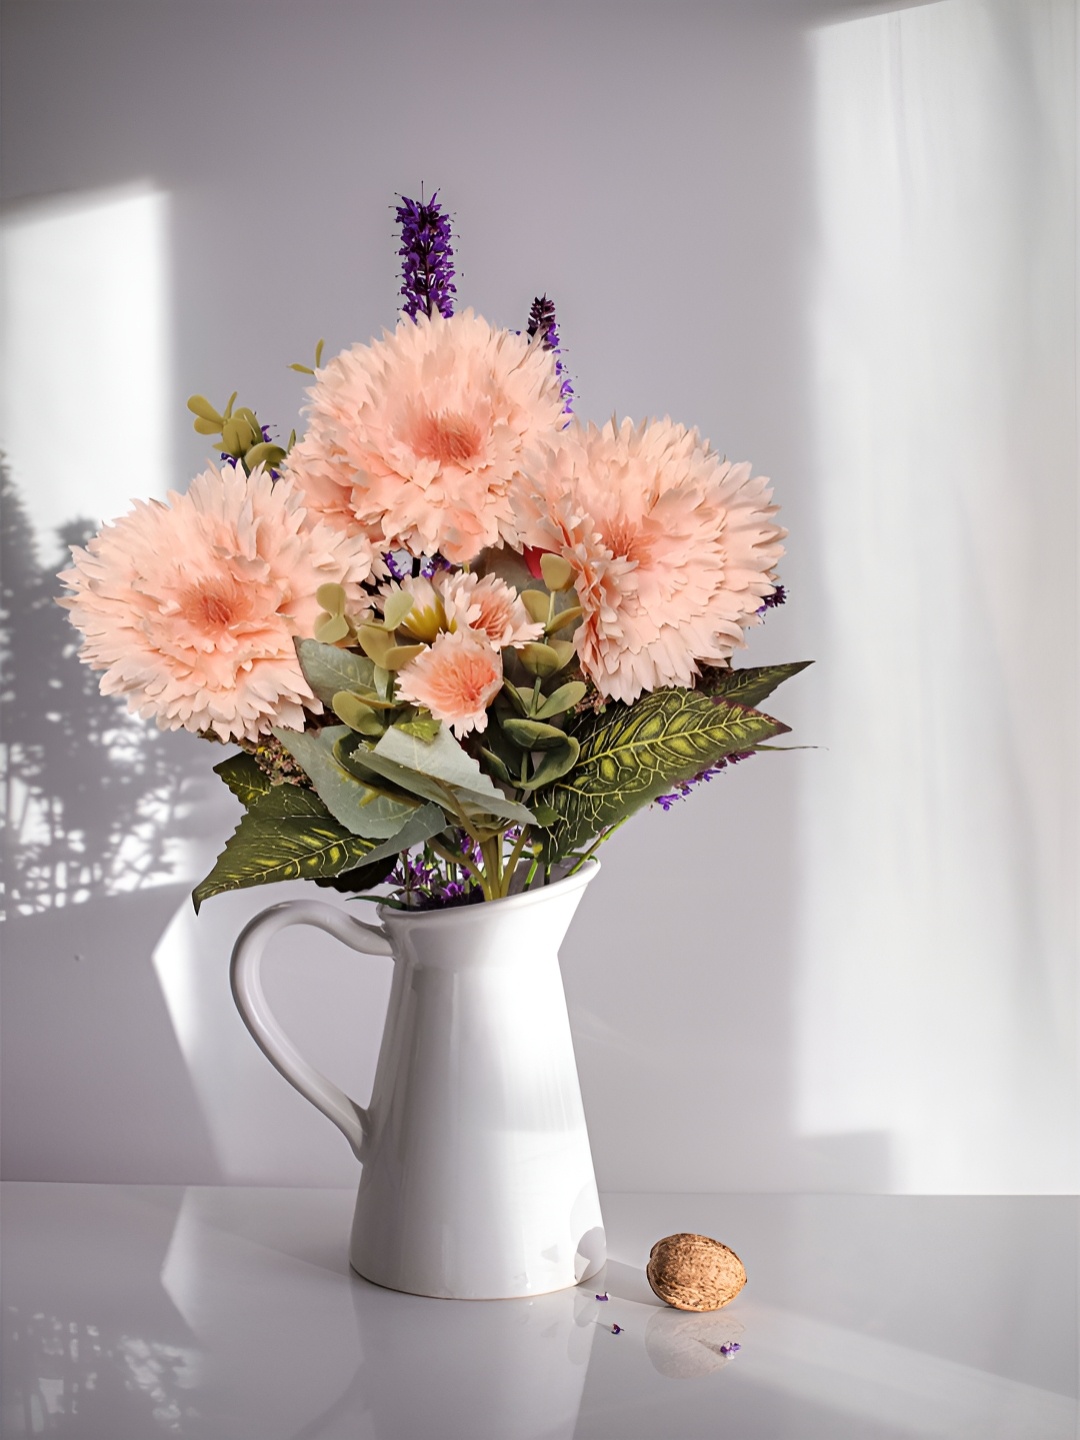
178, 580, 250, 635
411, 410, 483, 466
605, 518, 653, 569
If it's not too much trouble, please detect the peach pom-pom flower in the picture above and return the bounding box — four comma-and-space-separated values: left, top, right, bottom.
515, 418, 786, 703
438, 571, 543, 649
283, 310, 568, 565
58, 464, 374, 742
395, 628, 504, 738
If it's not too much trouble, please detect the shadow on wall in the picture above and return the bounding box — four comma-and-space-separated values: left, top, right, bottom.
0, 464, 228, 1182
0, 462, 212, 917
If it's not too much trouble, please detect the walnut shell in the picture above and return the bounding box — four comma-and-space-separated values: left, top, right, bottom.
646, 1232, 747, 1312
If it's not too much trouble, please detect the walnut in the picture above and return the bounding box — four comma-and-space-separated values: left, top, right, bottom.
646, 1233, 747, 1312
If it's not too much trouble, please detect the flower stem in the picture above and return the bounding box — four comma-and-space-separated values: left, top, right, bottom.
501, 827, 531, 896
567, 816, 629, 875
430, 838, 486, 894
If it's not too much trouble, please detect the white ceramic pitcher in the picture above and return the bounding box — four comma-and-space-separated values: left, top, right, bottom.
229, 862, 605, 1300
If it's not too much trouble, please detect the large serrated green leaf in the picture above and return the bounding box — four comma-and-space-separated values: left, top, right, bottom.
547, 689, 790, 855
191, 785, 445, 911
272, 725, 422, 838
294, 638, 376, 707
213, 752, 271, 807
696, 661, 812, 709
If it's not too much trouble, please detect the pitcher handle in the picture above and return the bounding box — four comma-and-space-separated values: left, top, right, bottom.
230, 899, 393, 1161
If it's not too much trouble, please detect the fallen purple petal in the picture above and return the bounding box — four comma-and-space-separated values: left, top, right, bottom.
595, 1291, 609, 1302
719, 1341, 741, 1355
611, 1323, 623, 1335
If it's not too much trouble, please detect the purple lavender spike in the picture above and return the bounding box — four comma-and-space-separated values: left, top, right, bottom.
396, 192, 457, 321
527, 294, 574, 413
757, 584, 787, 617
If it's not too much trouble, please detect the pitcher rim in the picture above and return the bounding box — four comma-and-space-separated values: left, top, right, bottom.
375, 858, 599, 926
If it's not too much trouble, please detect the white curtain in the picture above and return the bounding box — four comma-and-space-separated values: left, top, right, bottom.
798, 0, 1078, 1191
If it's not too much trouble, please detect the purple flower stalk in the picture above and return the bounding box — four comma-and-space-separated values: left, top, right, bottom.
758, 584, 787, 616
396, 193, 456, 321
527, 294, 574, 413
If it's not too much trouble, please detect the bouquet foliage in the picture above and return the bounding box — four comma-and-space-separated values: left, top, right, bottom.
60, 193, 808, 911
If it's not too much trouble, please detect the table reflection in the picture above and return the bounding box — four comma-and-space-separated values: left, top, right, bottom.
2, 1186, 1077, 1440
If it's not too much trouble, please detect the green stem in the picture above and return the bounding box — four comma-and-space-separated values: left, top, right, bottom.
479, 835, 503, 899
567, 816, 629, 875
431, 838, 487, 894
501, 827, 531, 896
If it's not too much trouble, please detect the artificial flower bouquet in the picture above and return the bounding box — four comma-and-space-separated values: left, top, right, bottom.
60, 194, 808, 911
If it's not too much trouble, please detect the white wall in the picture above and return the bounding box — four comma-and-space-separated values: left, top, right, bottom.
1, 0, 1075, 1193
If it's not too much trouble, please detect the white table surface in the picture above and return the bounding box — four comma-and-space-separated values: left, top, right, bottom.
1, 1184, 1075, 1439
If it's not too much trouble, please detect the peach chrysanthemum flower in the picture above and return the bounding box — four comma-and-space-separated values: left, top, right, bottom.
283, 310, 567, 565
395, 628, 504, 738
515, 418, 785, 703
438, 571, 543, 649
58, 464, 375, 742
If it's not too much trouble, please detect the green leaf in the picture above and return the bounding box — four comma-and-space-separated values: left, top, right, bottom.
357, 624, 394, 665
295, 639, 375, 708
342, 726, 535, 827
383, 643, 426, 670
313, 852, 397, 895
546, 689, 790, 855
539, 552, 574, 591
213, 751, 271, 807
395, 711, 441, 741
501, 680, 531, 716
273, 725, 423, 838
545, 605, 582, 634
501, 717, 568, 751
187, 394, 223, 423
375, 724, 531, 815
314, 613, 350, 644
192, 785, 375, 912
381, 589, 415, 631
519, 589, 551, 624
518, 642, 564, 678
533, 681, 586, 720
192, 785, 445, 912
697, 660, 812, 709
244, 441, 287, 472
316, 583, 347, 614
479, 747, 512, 783
332, 692, 384, 736
520, 736, 580, 791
